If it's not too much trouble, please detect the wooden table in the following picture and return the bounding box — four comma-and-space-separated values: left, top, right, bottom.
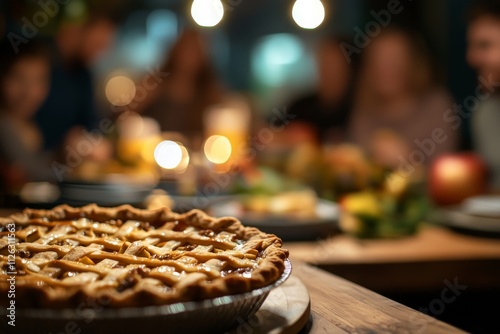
292, 262, 464, 333
286, 225, 500, 293
286, 225, 500, 332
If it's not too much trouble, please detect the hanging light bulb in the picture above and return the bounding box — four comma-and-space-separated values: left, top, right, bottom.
292, 0, 325, 29
191, 0, 224, 27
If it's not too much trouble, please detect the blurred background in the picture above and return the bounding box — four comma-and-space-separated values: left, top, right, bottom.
0, 0, 485, 196
1, 0, 500, 332
0, 0, 479, 137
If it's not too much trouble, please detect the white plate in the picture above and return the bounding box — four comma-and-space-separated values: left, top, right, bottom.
463, 195, 500, 217
438, 205, 500, 234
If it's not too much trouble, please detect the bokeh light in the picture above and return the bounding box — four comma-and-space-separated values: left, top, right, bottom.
105, 75, 136, 106
292, 0, 325, 29
117, 111, 145, 139
177, 145, 190, 172
204, 135, 232, 164
251, 34, 311, 87
154, 140, 184, 169
191, 0, 224, 27
147, 9, 178, 41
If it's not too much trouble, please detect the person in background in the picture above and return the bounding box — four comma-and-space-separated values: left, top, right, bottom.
35, 12, 116, 153
285, 35, 357, 144
138, 29, 225, 141
467, 0, 500, 189
348, 27, 458, 170
0, 39, 54, 192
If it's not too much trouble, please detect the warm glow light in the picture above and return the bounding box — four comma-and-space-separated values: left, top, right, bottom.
105, 75, 136, 106
117, 112, 145, 138
191, 0, 224, 27
177, 145, 190, 172
154, 141, 183, 169
204, 135, 232, 164
292, 0, 325, 29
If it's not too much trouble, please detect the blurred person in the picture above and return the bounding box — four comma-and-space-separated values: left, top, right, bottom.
138, 29, 224, 140
467, 0, 500, 189
35, 12, 116, 154
284, 35, 357, 144
348, 27, 458, 170
0, 39, 54, 191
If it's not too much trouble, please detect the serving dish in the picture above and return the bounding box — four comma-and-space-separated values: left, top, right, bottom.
58, 181, 154, 206
433, 196, 500, 236
436, 206, 500, 235
211, 198, 339, 241
1, 259, 291, 334
0, 203, 290, 333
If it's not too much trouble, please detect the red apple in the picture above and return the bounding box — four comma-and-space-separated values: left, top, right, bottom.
429, 153, 488, 206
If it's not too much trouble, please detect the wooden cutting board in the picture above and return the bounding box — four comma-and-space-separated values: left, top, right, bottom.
228, 274, 311, 334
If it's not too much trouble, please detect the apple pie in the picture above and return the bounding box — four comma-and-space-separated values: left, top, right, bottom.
0, 204, 288, 308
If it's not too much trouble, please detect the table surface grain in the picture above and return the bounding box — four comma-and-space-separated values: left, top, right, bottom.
292, 262, 465, 334
286, 225, 500, 265
286, 225, 500, 293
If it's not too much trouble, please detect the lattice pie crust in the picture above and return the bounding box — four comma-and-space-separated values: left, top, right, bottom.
0, 204, 288, 308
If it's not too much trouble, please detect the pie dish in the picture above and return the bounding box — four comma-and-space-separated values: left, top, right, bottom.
0, 204, 289, 309
3, 260, 292, 334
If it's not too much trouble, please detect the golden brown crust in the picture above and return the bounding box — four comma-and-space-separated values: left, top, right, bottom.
0, 204, 288, 308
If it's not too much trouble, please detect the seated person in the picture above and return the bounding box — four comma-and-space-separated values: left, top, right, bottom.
35, 13, 116, 150
0, 39, 55, 192
138, 29, 225, 139
348, 27, 458, 170
285, 35, 357, 144
467, 0, 500, 189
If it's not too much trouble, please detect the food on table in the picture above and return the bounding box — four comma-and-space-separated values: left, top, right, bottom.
323, 144, 373, 197
339, 179, 428, 238
429, 153, 488, 206
230, 166, 318, 217
340, 191, 382, 218
232, 166, 302, 196
243, 189, 318, 217
285, 142, 323, 185
0, 204, 288, 308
